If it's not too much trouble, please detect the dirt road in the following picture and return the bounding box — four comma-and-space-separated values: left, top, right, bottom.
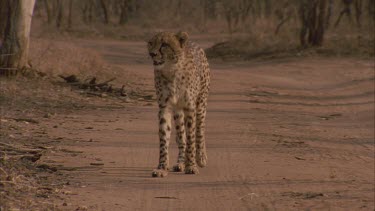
41, 40, 374, 210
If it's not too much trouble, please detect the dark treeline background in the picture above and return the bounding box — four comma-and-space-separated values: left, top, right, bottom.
31, 0, 374, 57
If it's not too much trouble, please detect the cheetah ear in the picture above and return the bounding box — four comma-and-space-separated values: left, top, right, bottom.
175, 31, 189, 48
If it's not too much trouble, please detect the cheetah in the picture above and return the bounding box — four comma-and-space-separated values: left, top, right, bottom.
147, 31, 210, 177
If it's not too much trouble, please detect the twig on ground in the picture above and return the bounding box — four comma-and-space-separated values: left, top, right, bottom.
59, 74, 128, 97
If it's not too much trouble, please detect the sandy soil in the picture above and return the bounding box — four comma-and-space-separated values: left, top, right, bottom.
1, 39, 374, 210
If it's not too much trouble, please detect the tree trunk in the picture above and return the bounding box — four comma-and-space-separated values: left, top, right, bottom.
241, 0, 253, 23
119, 0, 129, 25
68, 0, 73, 29
314, 0, 327, 45
225, 9, 233, 35
0, 0, 9, 38
175, 0, 183, 21
56, 0, 64, 28
43, 0, 52, 24
300, 0, 328, 47
325, 0, 333, 28
369, 0, 375, 19
354, 0, 363, 27
89, 0, 94, 23
100, 0, 110, 24
264, 0, 272, 18
200, 0, 207, 30
0, 0, 36, 76
335, 0, 353, 27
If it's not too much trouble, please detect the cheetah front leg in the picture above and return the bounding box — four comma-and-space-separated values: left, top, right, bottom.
172, 110, 186, 172
152, 107, 172, 177
184, 108, 199, 174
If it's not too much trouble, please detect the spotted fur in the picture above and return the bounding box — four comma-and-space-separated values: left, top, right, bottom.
147, 32, 210, 177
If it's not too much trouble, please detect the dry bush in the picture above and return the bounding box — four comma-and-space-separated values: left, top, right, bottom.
28, 38, 112, 79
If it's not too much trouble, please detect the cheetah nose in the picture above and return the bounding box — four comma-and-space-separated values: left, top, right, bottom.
149, 52, 157, 57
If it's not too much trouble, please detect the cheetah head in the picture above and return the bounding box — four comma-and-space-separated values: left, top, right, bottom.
147, 31, 188, 69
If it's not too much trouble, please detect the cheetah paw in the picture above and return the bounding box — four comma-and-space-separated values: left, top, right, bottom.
185, 165, 199, 174
196, 151, 207, 167
152, 169, 168, 177
172, 163, 185, 172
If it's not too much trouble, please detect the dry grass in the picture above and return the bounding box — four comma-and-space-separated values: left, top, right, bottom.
0, 151, 55, 210
29, 38, 109, 78
0, 76, 96, 210
0, 114, 62, 210
0, 38, 131, 209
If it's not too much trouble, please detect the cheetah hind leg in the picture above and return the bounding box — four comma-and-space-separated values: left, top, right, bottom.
195, 99, 208, 168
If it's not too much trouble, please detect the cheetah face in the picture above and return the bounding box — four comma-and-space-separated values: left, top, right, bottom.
147, 32, 188, 69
